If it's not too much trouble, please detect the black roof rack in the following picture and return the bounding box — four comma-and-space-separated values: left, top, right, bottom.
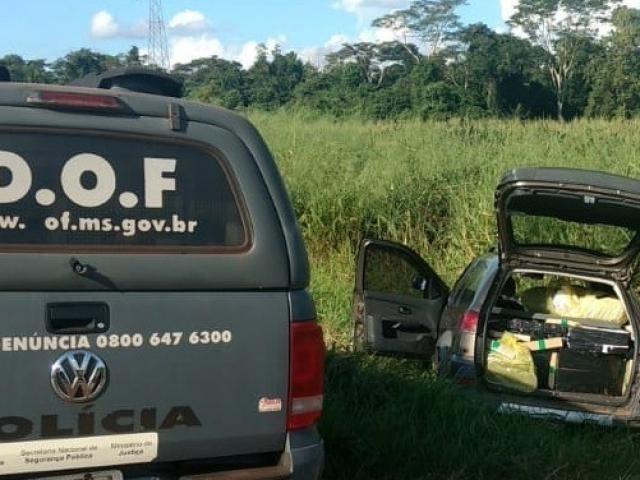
71, 67, 182, 98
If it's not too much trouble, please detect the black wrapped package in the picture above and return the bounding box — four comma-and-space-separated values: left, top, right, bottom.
507, 318, 543, 338
555, 350, 626, 396
566, 327, 630, 356
507, 318, 567, 340
532, 351, 552, 389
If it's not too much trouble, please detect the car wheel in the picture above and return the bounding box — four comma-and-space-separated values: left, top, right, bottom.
433, 346, 451, 377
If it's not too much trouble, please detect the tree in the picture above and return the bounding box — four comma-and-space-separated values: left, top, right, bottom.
510, 0, 621, 121
173, 56, 248, 109
0, 55, 54, 83
246, 46, 305, 109
372, 0, 467, 61
452, 24, 554, 117
587, 7, 640, 117
123, 46, 143, 67
52, 48, 121, 84
560, 34, 603, 118
326, 41, 419, 87
269, 48, 306, 104
452, 24, 501, 112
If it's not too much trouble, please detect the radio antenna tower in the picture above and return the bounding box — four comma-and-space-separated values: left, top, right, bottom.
147, 0, 171, 71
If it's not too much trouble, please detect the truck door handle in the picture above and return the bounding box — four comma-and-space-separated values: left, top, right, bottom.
46, 303, 110, 334
398, 306, 412, 315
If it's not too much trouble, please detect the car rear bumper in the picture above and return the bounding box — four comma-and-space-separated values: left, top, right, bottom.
450, 354, 478, 385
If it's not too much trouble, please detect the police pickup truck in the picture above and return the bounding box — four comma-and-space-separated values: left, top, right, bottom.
0, 67, 324, 480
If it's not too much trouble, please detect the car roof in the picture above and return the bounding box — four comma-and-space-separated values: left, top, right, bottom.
500, 167, 640, 197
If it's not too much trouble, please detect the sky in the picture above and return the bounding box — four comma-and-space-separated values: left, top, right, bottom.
2, 0, 639, 69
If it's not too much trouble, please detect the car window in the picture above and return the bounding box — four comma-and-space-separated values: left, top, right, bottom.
364, 247, 423, 298
510, 213, 633, 258
0, 131, 248, 251
450, 260, 487, 307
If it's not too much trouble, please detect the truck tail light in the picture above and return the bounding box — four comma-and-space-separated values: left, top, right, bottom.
288, 322, 325, 431
460, 310, 479, 332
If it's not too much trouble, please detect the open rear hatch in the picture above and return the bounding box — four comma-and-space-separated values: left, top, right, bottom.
496, 167, 640, 282
482, 168, 640, 413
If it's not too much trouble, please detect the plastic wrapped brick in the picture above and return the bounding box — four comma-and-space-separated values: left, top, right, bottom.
521, 284, 626, 327
486, 332, 537, 393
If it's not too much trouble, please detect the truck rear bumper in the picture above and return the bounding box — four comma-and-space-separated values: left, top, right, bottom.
182, 428, 324, 480
23, 429, 323, 480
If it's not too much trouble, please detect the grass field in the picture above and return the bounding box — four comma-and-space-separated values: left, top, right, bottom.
250, 111, 640, 479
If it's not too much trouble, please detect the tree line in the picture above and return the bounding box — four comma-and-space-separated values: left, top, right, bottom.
3, 0, 640, 121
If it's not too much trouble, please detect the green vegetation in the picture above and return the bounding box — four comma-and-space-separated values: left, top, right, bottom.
5, 1, 640, 121
176, 1, 640, 121
251, 112, 640, 479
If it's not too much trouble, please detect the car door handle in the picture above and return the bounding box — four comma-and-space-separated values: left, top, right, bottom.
398, 306, 412, 315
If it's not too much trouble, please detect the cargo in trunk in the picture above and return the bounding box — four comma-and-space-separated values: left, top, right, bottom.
485, 272, 635, 400
554, 350, 626, 396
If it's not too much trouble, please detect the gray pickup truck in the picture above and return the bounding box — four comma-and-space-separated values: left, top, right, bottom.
0, 68, 324, 480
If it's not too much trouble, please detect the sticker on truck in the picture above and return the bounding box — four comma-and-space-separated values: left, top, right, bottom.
0, 407, 202, 442
0, 131, 248, 250
0, 330, 233, 353
0, 432, 157, 475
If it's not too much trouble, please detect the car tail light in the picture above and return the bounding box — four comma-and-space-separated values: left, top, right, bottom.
288, 322, 325, 431
460, 310, 479, 332
26, 91, 125, 111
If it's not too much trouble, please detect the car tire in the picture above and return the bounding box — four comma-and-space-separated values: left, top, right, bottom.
433, 346, 451, 378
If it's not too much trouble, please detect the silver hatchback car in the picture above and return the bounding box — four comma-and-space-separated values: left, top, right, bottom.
353, 168, 640, 426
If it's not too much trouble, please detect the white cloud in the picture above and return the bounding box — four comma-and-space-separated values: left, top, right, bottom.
170, 35, 225, 66
168, 10, 210, 34
333, 0, 409, 24
88, 9, 288, 69
358, 26, 401, 42
169, 33, 288, 69
333, 0, 408, 14
300, 34, 350, 67
238, 41, 260, 69
89, 9, 350, 70
499, 0, 517, 22
327, 33, 351, 47
267, 34, 288, 51
90, 10, 146, 39
236, 35, 288, 69
91, 10, 120, 38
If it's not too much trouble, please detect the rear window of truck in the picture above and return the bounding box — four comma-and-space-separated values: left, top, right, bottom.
0, 130, 249, 251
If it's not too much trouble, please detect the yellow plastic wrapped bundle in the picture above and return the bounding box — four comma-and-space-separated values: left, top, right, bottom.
486, 332, 537, 393
521, 284, 626, 327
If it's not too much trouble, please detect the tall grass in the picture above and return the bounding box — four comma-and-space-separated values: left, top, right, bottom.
251, 112, 640, 344
249, 112, 640, 479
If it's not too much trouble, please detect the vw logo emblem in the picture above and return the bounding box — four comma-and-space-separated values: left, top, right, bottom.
50, 351, 108, 403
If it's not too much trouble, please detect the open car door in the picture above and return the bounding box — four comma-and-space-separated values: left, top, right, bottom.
353, 239, 449, 357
